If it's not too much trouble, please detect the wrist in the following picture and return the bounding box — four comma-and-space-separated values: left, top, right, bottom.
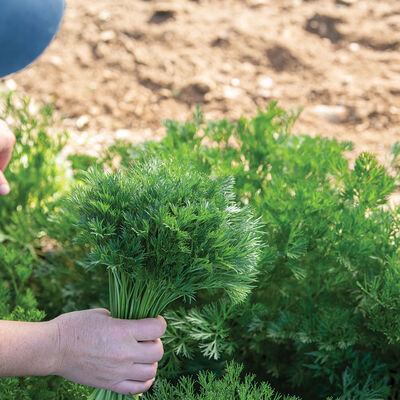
0, 319, 60, 377
41, 320, 62, 376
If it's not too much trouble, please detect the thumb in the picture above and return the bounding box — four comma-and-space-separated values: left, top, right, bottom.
0, 170, 10, 196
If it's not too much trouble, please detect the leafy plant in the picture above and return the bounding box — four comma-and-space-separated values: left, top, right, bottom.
2, 90, 400, 399
68, 159, 262, 399
143, 362, 300, 400
0, 92, 69, 247
106, 103, 400, 398
0, 92, 85, 399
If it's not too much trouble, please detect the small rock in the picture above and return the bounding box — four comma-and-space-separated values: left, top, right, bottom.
221, 63, 233, 73
231, 78, 240, 87
5, 79, 17, 90
159, 88, 172, 98
390, 106, 400, 115
100, 30, 116, 42
247, 0, 268, 7
341, 75, 353, 85
348, 42, 360, 52
98, 11, 111, 22
76, 115, 90, 130
257, 76, 274, 89
49, 55, 62, 66
116, 129, 132, 140
312, 105, 349, 123
223, 86, 243, 100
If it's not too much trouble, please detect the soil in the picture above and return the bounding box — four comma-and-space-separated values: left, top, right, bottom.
1, 0, 400, 168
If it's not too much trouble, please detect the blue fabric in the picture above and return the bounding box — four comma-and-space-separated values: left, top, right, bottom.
0, 0, 65, 78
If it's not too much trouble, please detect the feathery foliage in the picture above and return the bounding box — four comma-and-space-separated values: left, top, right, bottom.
106, 103, 400, 398
3, 91, 400, 399
0, 93, 78, 399
143, 362, 300, 400
70, 159, 262, 316
0, 92, 69, 246
68, 159, 262, 399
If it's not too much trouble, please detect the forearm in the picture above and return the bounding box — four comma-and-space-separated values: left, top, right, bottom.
0, 320, 58, 377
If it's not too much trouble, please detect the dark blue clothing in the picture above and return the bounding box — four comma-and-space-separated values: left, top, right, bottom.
0, 0, 64, 78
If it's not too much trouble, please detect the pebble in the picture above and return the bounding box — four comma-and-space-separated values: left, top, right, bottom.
5, 79, 17, 90
231, 78, 240, 87
100, 30, 116, 42
98, 11, 111, 22
116, 129, 132, 140
223, 86, 243, 100
390, 106, 400, 115
348, 42, 360, 52
312, 105, 349, 123
247, 0, 268, 7
221, 63, 233, 73
257, 76, 274, 89
49, 55, 63, 66
159, 88, 172, 98
341, 75, 353, 85
76, 115, 90, 129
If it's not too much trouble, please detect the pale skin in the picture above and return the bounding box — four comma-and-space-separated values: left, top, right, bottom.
0, 119, 15, 195
0, 121, 166, 395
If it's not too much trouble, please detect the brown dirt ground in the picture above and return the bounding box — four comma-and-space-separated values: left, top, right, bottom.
1, 0, 400, 169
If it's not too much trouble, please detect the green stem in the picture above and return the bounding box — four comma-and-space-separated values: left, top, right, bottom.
88, 388, 140, 400
90, 269, 181, 400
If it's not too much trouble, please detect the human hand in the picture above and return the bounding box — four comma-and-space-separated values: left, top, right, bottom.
51, 308, 166, 395
0, 119, 15, 195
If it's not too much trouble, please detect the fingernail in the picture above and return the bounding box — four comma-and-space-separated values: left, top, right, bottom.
0, 184, 10, 196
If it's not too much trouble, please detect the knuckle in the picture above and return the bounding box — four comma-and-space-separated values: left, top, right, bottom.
127, 342, 142, 363
157, 316, 167, 336
95, 308, 111, 315
153, 341, 164, 362
143, 379, 154, 392
120, 322, 139, 344
148, 363, 158, 379
115, 324, 133, 343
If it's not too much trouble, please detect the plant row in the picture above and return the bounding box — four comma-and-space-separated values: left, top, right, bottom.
1, 93, 400, 399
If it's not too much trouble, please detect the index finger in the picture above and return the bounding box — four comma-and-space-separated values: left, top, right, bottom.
124, 316, 167, 342
0, 120, 16, 171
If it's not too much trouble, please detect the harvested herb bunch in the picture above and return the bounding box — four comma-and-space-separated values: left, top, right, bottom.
69, 159, 262, 399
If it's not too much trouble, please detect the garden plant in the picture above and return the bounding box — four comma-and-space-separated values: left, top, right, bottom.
68, 159, 262, 399
2, 92, 400, 399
